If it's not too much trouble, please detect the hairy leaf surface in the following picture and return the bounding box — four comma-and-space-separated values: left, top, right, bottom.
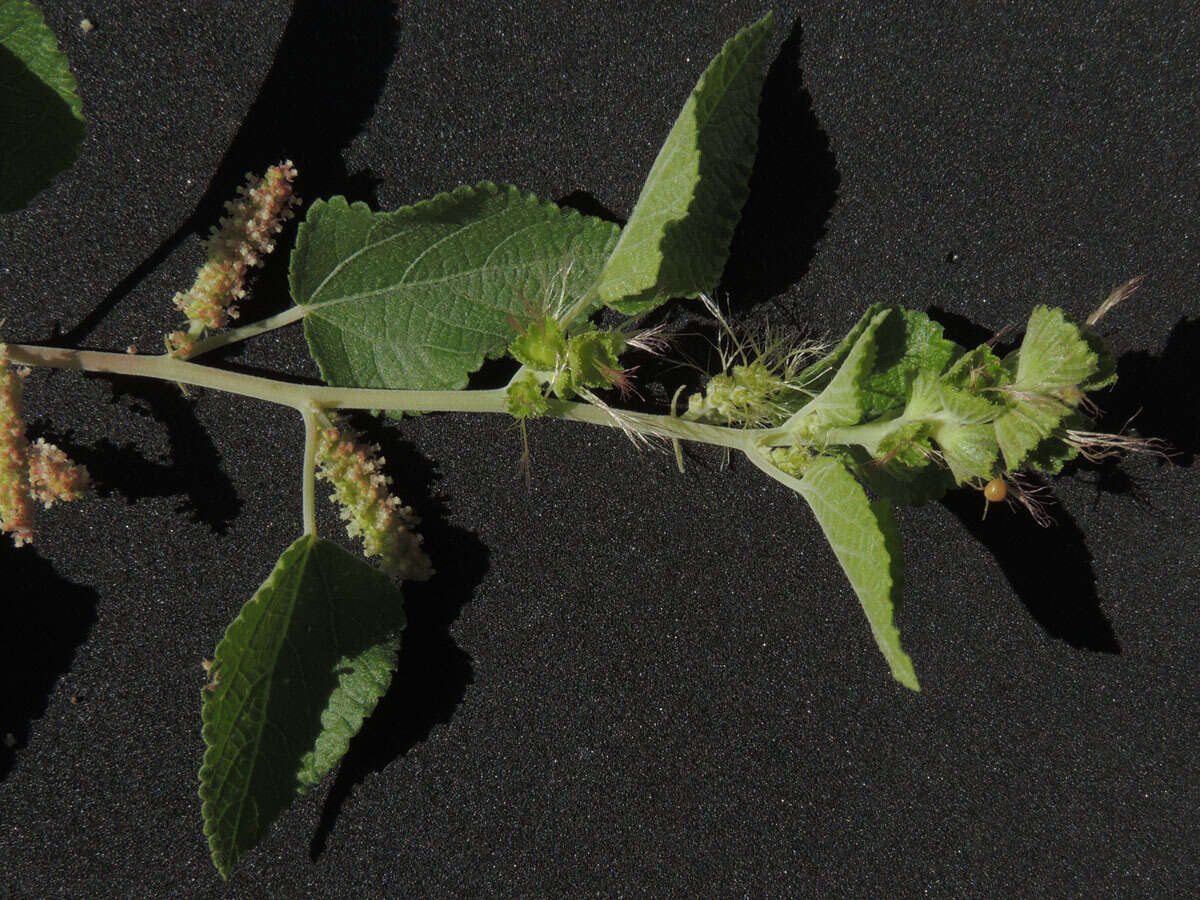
290, 183, 620, 391
0, 0, 84, 212
860, 309, 959, 419
594, 13, 773, 315
991, 306, 1110, 470
798, 303, 886, 393
1013, 305, 1102, 392
794, 458, 918, 690
199, 535, 406, 877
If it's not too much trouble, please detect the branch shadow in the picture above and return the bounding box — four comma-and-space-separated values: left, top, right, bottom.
0, 542, 97, 783
61, 0, 402, 345
309, 418, 487, 860
921, 306, 1200, 654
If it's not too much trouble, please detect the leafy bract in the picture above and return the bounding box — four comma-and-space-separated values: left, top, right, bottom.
992, 305, 1111, 470
1012, 305, 1104, 392
859, 308, 959, 419
784, 306, 889, 434
199, 535, 406, 878
754, 452, 919, 690
934, 421, 1000, 483
0, 0, 85, 212
798, 303, 885, 394
290, 183, 620, 392
837, 444, 955, 507
594, 13, 773, 315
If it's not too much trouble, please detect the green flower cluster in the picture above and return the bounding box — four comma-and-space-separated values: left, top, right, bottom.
504, 316, 628, 417
687, 303, 1132, 511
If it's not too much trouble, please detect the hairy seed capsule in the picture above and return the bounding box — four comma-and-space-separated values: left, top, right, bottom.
983, 477, 1007, 502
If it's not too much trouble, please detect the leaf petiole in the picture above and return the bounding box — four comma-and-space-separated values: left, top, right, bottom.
183, 306, 308, 359
300, 405, 318, 536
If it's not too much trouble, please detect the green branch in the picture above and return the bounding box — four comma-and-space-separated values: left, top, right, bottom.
8, 343, 758, 452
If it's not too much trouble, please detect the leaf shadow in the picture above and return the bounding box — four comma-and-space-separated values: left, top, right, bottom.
720, 14, 840, 306
0, 44, 85, 214
60, 0, 402, 344
556, 191, 626, 228
1099, 315, 1200, 468
34, 373, 241, 534
925, 306, 1118, 648
309, 419, 487, 861
0, 542, 97, 783
940, 488, 1120, 653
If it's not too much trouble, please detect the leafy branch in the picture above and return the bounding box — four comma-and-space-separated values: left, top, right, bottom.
0, 4, 1166, 880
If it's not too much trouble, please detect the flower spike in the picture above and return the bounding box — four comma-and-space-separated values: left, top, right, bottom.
314, 416, 433, 582
168, 162, 300, 356
0, 344, 91, 546
28, 438, 90, 507
0, 344, 33, 545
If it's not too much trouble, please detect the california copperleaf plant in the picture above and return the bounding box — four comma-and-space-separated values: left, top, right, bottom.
0, 6, 1165, 878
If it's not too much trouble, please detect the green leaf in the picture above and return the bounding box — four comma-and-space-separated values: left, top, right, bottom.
290, 183, 620, 392
860, 308, 960, 419
838, 444, 954, 507
0, 0, 85, 213
508, 315, 568, 373
1079, 326, 1117, 390
199, 535, 406, 878
933, 421, 1000, 483
941, 344, 1010, 393
565, 328, 625, 391
939, 383, 1004, 425
992, 394, 1071, 471
785, 307, 890, 434
594, 13, 773, 315
751, 452, 920, 691
1012, 305, 1102, 392
798, 303, 887, 394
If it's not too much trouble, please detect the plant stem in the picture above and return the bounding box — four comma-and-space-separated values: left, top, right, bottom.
544, 397, 753, 450
8, 343, 758, 452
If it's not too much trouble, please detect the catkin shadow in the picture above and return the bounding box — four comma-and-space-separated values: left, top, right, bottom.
0, 542, 97, 783
309, 420, 486, 861
60, 0, 402, 345
56, 374, 242, 533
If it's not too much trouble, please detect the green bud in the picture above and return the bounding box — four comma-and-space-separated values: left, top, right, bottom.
508, 316, 568, 372
505, 372, 551, 419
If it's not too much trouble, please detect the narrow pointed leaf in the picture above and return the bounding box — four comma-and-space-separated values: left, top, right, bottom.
0, 0, 85, 212
752, 452, 919, 690
594, 13, 773, 315
289, 182, 620, 392
199, 535, 406, 877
